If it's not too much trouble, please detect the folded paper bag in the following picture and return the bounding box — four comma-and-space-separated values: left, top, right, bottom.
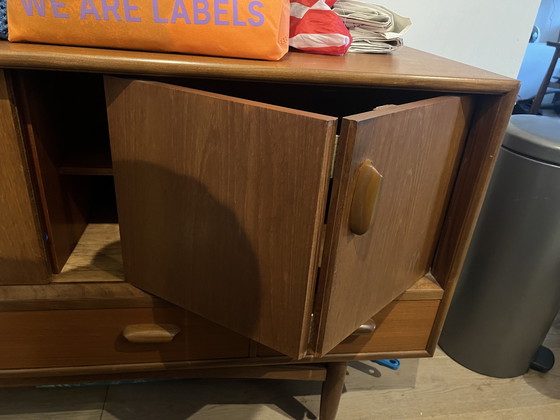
8, 0, 290, 60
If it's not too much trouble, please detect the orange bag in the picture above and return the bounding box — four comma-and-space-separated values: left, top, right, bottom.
8, 0, 289, 60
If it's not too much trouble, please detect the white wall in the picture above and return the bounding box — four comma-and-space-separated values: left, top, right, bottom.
372, 0, 541, 78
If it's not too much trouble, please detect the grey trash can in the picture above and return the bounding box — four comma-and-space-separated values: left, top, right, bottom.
439, 114, 560, 378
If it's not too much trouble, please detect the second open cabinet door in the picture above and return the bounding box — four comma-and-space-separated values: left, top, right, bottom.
314, 96, 474, 355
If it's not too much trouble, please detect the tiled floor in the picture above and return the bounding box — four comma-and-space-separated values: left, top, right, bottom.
0, 315, 558, 420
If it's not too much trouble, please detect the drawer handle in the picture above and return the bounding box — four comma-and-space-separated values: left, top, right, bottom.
122, 324, 181, 343
352, 319, 377, 335
349, 161, 383, 235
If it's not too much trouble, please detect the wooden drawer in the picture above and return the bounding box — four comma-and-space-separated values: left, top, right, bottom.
330, 300, 440, 355
0, 307, 250, 369
257, 299, 440, 358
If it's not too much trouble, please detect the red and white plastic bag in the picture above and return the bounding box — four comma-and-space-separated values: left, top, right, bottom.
289, 0, 351, 56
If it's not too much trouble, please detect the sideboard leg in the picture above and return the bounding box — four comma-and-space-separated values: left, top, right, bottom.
320, 362, 347, 420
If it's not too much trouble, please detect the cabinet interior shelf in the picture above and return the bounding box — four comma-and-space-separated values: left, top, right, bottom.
58, 144, 113, 176
52, 223, 122, 283
59, 151, 113, 176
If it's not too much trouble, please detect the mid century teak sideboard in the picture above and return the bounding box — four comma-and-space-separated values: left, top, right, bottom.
0, 41, 518, 418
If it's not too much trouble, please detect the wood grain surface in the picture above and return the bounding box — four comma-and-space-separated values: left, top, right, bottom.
0, 69, 49, 284
105, 77, 337, 359
397, 275, 444, 301
52, 223, 123, 283
429, 90, 519, 354
315, 96, 473, 356
348, 160, 383, 235
0, 307, 250, 369
258, 299, 440, 357
122, 323, 182, 344
0, 272, 442, 313
0, 282, 163, 311
0, 348, 429, 383
0, 42, 517, 94
330, 300, 440, 354
12, 71, 109, 272
320, 362, 347, 420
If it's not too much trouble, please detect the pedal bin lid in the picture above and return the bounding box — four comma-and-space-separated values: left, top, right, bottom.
504, 115, 560, 165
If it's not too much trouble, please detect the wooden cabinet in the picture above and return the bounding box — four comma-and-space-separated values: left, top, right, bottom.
0, 41, 518, 415
104, 77, 472, 359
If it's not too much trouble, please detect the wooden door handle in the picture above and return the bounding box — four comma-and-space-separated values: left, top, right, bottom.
122, 324, 181, 343
351, 319, 377, 336
349, 161, 383, 235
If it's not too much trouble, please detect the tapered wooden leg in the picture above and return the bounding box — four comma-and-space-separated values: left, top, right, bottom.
320, 362, 347, 420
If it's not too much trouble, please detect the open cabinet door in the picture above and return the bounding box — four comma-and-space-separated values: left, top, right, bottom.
314, 96, 474, 355
104, 78, 337, 359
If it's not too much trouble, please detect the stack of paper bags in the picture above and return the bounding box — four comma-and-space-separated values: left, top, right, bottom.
332, 1, 411, 53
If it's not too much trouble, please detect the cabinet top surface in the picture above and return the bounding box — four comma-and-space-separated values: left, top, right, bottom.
0, 41, 517, 94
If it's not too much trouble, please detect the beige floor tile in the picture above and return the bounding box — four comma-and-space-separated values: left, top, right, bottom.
333, 354, 560, 420
0, 385, 107, 420
423, 403, 560, 420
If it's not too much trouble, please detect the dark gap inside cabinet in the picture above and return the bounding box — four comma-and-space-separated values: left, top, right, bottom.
150, 76, 440, 121
14, 70, 119, 279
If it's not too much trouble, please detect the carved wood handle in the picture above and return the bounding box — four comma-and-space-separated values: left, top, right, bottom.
349, 161, 383, 235
122, 324, 181, 343
352, 319, 377, 335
